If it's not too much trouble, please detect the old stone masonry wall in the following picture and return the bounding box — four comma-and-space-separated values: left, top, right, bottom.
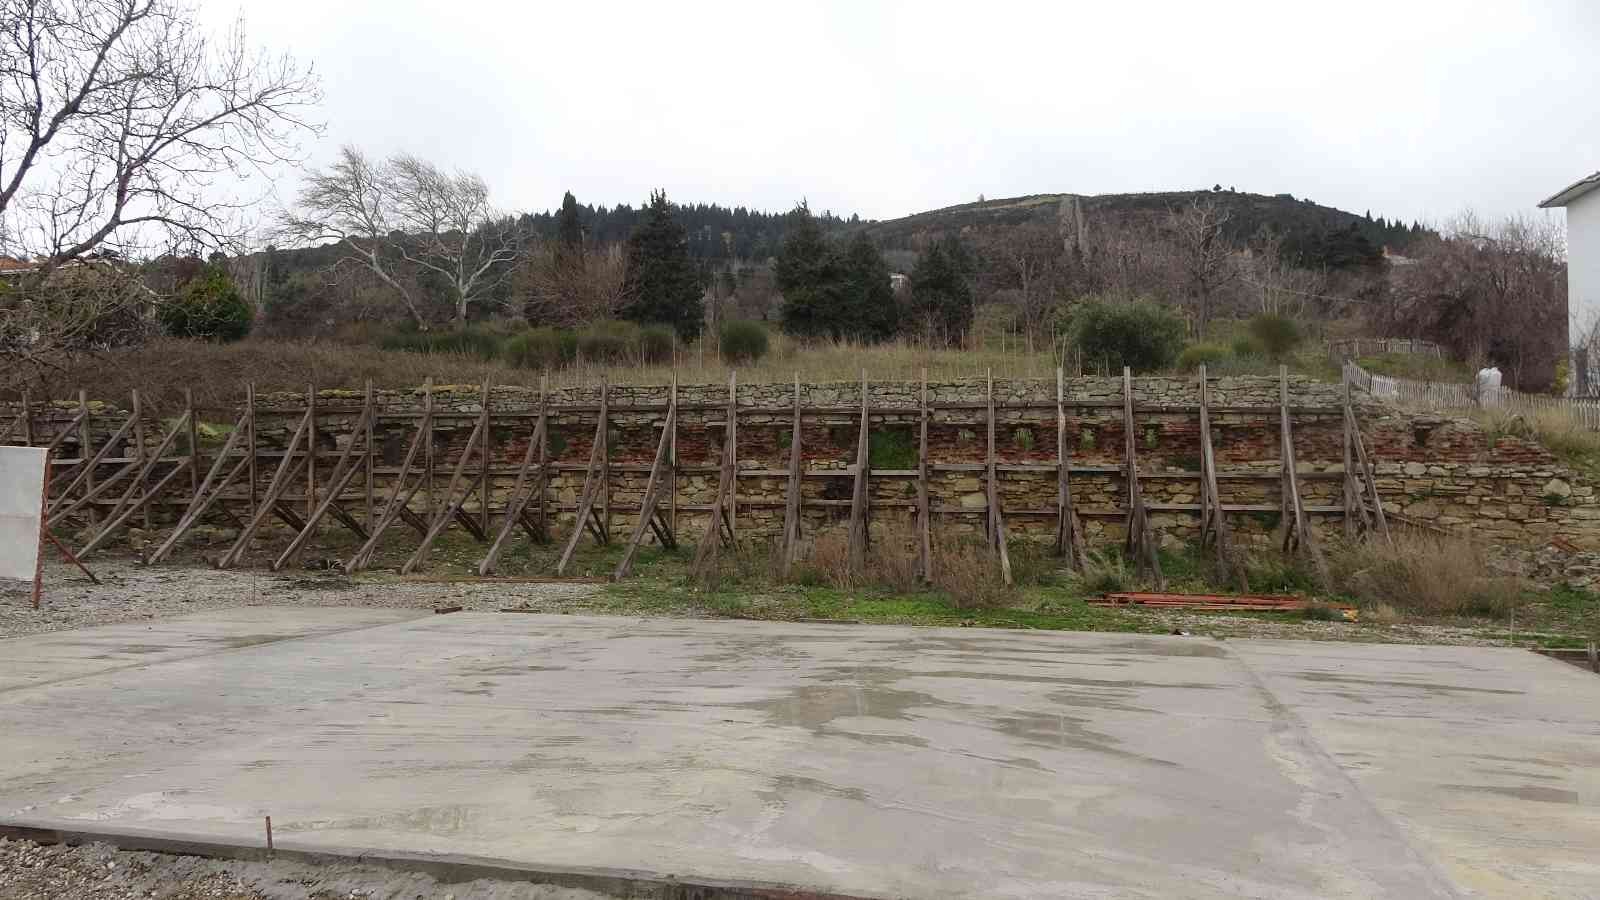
6, 374, 1599, 566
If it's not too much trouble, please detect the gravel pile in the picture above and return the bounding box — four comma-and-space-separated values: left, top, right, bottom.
0, 839, 619, 899
0, 560, 601, 640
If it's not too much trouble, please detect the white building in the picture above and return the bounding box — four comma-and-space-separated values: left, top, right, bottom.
1540, 171, 1600, 367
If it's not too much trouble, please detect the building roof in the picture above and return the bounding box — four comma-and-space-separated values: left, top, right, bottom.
1540, 171, 1600, 208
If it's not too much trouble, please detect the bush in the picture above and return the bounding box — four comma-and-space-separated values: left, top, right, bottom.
719, 320, 770, 364
503, 327, 575, 370
1230, 334, 1262, 357
1331, 533, 1527, 617
379, 324, 502, 359
1175, 342, 1231, 371
159, 265, 252, 342
639, 324, 675, 364
575, 320, 639, 363
1070, 301, 1184, 373
1247, 313, 1303, 361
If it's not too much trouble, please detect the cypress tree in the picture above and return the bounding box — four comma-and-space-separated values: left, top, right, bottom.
623, 190, 704, 339
907, 238, 974, 345
775, 203, 836, 339
556, 191, 583, 255
837, 232, 898, 342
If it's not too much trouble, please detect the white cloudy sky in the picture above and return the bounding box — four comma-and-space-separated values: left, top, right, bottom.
208, 0, 1600, 225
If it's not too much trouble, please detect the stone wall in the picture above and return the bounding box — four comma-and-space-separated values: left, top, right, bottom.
7, 375, 1599, 559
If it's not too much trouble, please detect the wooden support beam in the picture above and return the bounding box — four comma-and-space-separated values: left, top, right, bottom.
70, 404, 188, 536
478, 405, 550, 575
364, 381, 375, 529
600, 376, 611, 544
555, 379, 612, 575
423, 382, 435, 518
346, 377, 434, 572
1278, 365, 1329, 584
779, 374, 803, 578
917, 368, 932, 582
1197, 365, 1243, 588
1123, 367, 1164, 588
272, 395, 377, 571
77, 455, 192, 556
185, 389, 200, 507
690, 375, 740, 581
846, 370, 871, 571
726, 371, 736, 546
400, 411, 489, 574
537, 375, 549, 540
479, 379, 492, 535
305, 385, 316, 521
668, 373, 677, 541
1342, 378, 1360, 540
985, 369, 1013, 586
216, 404, 312, 569
46, 407, 136, 514
146, 402, 253, 564
613, 384, 678, 580
1054, 367, 1085, 569
246, 383, 258, 518
1346, 396, 1390, 542
78, 390, 96, 526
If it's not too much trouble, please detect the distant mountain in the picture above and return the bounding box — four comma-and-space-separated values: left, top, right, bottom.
859, 189, 1426, 254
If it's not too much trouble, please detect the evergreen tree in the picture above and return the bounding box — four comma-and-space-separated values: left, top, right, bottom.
623, 190, 704, 339
775, 203, 836, 338
907, 238, 974, 345
837, 232, 898, 342
556, 191, 583, 254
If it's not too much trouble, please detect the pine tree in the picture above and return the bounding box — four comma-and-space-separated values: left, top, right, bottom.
837, 232, 898, 342
556, 191, 583, 255
623, 190, 704, 339
907, 238, 974, 345
775, 203, 836, 338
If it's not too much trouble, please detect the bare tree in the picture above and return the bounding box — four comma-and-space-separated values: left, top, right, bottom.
977, 222, 1064, 353
1169, 198, 1236, 339
283, 147, 520, 327
0, 0, 320, 276
514, 239, 630, 326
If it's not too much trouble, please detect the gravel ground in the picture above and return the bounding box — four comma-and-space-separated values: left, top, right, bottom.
0, 559, 603, 640
0, 839, 617, 899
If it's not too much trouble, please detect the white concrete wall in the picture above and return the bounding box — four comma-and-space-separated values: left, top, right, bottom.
1569, 191, 1600, 345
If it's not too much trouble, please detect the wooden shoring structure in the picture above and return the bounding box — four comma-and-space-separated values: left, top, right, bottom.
846, 370, 871, 571
690, 372, 739, 581
1278, 366, 1330, 583
478, 377, 549, 576
778, 374, 804, 578
271, 383, 378, 571
76, 408, 194, 556
1197, 365, 1244, 589
146, 400, 255, 564
985, 368, 1013, 585
1122, 367, 1164, 588
345, 377, 436, 573
916, 368, 933, 581
400, 381, 493, 575
217, 386, 317, 569
613, 378, 678, 581
555, 378, 611, 576
45, 401, 137, 517
1344, 380, 1391, 543
1054, 367, 1085, 569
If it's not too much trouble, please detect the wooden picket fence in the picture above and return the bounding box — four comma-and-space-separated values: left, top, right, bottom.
1326, 338, 1444, 362
1343, 361, 1600, 430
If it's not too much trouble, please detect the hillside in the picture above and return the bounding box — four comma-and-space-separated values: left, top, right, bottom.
859, 189, 1423, 252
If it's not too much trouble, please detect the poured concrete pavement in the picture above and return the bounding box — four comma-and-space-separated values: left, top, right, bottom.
0, 610, 1595, 898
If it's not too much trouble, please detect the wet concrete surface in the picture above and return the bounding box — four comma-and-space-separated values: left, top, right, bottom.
0, 611, 1594, 898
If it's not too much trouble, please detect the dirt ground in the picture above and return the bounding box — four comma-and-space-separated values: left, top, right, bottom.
0, 838, 616, 899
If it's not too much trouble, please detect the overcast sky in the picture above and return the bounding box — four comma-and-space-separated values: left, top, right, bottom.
210, 0, 1600, 227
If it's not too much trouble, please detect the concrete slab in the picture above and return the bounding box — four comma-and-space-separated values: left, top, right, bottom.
0, 612, 1593, 898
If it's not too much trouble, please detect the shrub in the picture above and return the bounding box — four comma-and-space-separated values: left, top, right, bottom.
720, 320, 770, 364
1247, 313, 1303, 361
575, 320, 640, 363
1175, 342, 1231, 371
1331, 533, 1527, 617
378, 324, 502, 359
1230, 334, 1262, 357
639, 324, 675, 364
159, 265, 252, 342
503, 327, 575, 370
868, 427, 917, 469
1070, 300, 1184, 373
1078, 549, 1130, 595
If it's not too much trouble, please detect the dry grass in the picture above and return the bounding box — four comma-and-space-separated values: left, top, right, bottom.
1331, 532, 1527, 617
928, 535, 1016, 610
1474, 406, 1600, 473
789, 521, 1015, 610
15, 334, 1064, 412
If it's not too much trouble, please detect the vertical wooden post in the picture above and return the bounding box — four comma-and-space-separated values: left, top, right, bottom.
246, 383, 258, 518
599, 376, 611, 543
668, 374, 677, 540
985, 368, 997, 548
727, 371, 737, 545
306, 384, 316, 519
917, 367, 931, 581
78, 390, 95, 525
1342, 377, 1355, 539
364, 381, 375, 529
780, 373, 804, 578
20, 390, 32, 447
185, 388, 200, 507
1055, 366, 1083, 568
131, 389, 149, 531
537, 375, 548, 538
846, 369, 870, 570
423, 381, 435, 518
479, 379, 492, 534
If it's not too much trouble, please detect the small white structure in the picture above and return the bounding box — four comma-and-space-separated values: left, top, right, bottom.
1475, 366, 1504, 406
0, 446, 47, 582
889, 272, 909, 292
1540, 171, 1600, 391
